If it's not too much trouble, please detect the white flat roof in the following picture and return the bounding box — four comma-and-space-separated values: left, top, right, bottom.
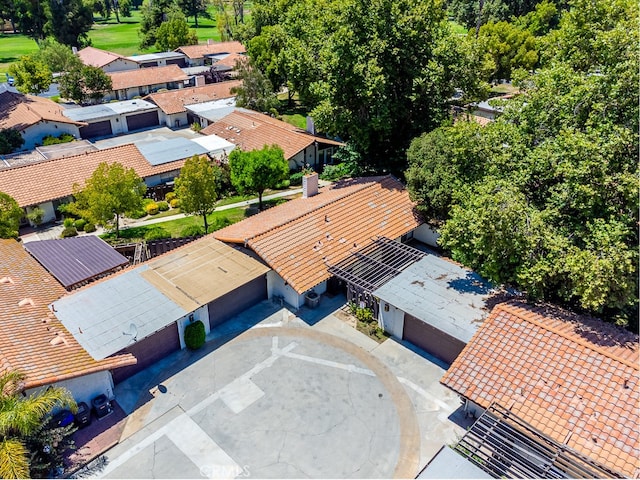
63, 100, 158, 122
127, 52, 186, 62
185, 98, 236, 122
192, 134, 236, 155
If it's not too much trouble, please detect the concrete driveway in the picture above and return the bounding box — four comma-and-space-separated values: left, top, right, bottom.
83, 296, 466, 479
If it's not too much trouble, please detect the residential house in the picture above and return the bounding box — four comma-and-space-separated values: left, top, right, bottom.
0, 143, 191, 224
214, 174, 433, 308
175, 41, 246, 67
76, 46, 139, 73
0, 238, 135, 405
144, 80, 241, 128
0, 88, 85, 150
63, 99, 161, 138
24, 236, 129, 290
440, 301, 639, 478
201, 109, 343, 170
53, 236, 270, 382
105, 65, 189, 101
126, 51, 187, 69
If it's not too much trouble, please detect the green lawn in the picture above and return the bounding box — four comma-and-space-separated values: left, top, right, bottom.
0, 34, 39, 75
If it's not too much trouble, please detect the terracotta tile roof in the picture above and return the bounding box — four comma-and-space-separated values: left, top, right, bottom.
213, 52, 247, 68
145, 80, 241, 114
108, 65, 189, 91
0, 90, 85, 131
201, 109, 343, 160
215, 175, 422, 293
441, 301, 640, 478
0, 239, 135, 389
77, 46, 125, 68
0, 143, 188, 207
176, 41, 246, 59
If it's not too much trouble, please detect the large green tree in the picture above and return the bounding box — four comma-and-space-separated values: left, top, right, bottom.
229, 145, 288, 211
59, 65, 113, 104
45, 0, 93, 46
138, 0, 173, 49
0, 370, 76, 479
0, 130, 25, 155
154, 9, 198, 51
36, 37, 83, 74
174, 156, 219, 233
69, 162, 146, 237
0, 192, 23, 239
230, 58, 279, 113
8, 55, 52, 94
406, 0, 639, 329
175, 0, 210, 27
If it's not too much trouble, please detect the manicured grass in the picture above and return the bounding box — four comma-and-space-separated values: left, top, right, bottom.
282, 113, 307, 129
491, 83, 520, 95
0, 33, 39, 75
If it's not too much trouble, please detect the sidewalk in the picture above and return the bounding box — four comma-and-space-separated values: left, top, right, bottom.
20, 181, 331, 243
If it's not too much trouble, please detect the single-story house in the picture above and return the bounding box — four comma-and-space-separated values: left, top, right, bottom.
0, 143, 190, 224
214, 174, 433, 308
105, 65, 190, 101
53, 236, 270, 382
0, 88, 85, 150
184, 98, 237, 127
126, 51, 187, 69
0, 238, 136, 405
200, 109, 344, 170
76, 46, 139, 73
24, 236, 129, 290
63, 99, 161, 138
144, 80, 241, 128
175, 41, 246, 67
440, 301, 639, 478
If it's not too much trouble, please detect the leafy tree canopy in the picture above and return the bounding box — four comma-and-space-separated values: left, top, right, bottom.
0, 129, 25, 155
69, 162, 146, 237
36, 37, 83, 74
8, 55, 52, 94
174, 155, 219, 233
406, 0, 639, 329
155, 9, 198, 51
231, 58, 280, 114
229, 145, 288, 210
59, 65, 113, 104
175, 0, 210, 27
0, 192, 23, 239
139, 0, 173, 49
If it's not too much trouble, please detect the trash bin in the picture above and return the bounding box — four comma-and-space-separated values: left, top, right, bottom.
51, 409, 74, 428
92, 394, 111, 419
75, 401, 91, 428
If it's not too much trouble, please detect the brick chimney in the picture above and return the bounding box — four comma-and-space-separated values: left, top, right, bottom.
195, 75, 205, 87
302, 172, 319, 198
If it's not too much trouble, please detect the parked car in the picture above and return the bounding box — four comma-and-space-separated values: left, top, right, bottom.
5, 73, 14, 86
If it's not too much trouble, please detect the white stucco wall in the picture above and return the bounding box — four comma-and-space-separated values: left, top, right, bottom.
102, 59, 139, 73
267, 271, 304, 309
20, 122, 81, 151
26, 370, 115, 408
159, 112, 189, 128
289, 150, 306, 170
177, 305, 210, 349
377, 301, 405, 338
413, 224, 441, 248
25, 202, 56, 225
144, 169, 181, 187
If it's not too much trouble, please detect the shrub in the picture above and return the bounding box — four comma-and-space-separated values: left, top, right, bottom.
63, 218, 75, 228
289, 172, 304, 186
157, 201, 169, 211
170, 198, 180, 209
210, 216, 231, 231
165, 192, 176, 202
355, 307, 374, 323
191, 122, 202, 132
274, 179, 290, 189
84, 223, 96, 233
27, 207, 45, 226
320, 163, 352, 181
142, 198, 155, 206
73, 218, 86, 230
50, 95, 60, 103
180, 225, 204, 237
144, 226, 171, 241
60, 226, 78, 238
42, 133, 75, 146
184, 320, 205, 350
127, 208, 147, 219
145, 202, 159, 215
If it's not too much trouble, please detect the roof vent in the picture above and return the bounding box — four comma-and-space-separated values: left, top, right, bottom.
0, 276, 14, 284
18, 298, 35, 307
49, 335, 68, 346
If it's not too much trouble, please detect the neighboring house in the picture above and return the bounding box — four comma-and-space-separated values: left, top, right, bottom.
201, 109, 343, 170
24, 236, 129, 290
76, 46, 139, 73
126, 51, 187, 69
63, 99, 161, 138
0, 238, 136, 405
105, 65, 189, 101
441, 301, 639, 478
0, 143, 190, 224
53, 236, 270, 383
460, 95, 512, 126
0, 88, 85, 150
214, 174, 431, 309
144, 80, 241, 128
175, 41, 246, 67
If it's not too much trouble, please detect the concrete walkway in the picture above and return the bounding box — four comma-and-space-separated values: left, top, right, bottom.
20, 181, 330, 243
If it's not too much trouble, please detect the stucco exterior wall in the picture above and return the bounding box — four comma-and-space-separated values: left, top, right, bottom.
25, 202, 56, 225
377, 301, 405, 338
102, 59, 139, 73
177, 305, 210, 349
413, 224, 441, 248
19, 122, 81, 151
267, 271, 304, 309
144, 169, 181, 187
26, 370, 115, 406
159, 111, 189, 128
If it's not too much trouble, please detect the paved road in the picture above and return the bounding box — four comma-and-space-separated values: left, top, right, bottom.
77, 297, 467, 479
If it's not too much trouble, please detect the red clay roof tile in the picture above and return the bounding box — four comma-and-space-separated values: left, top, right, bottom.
145, 80, 241, 114
0, 90, 85, 131
176, 41, 246, 59
441, 300, 639, 477
77, 46, 125, 68
108, 65, 189, 91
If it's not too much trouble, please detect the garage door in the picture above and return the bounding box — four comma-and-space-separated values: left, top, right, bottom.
126, 111, 159, 132
402, 314, 466, 365
79, 120, 112, 139
208, 275, 267, 329
166, 58, 186, 68
111, 322, 180, 384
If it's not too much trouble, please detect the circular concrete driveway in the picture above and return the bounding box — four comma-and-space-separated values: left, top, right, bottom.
99, 327, 420, 479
